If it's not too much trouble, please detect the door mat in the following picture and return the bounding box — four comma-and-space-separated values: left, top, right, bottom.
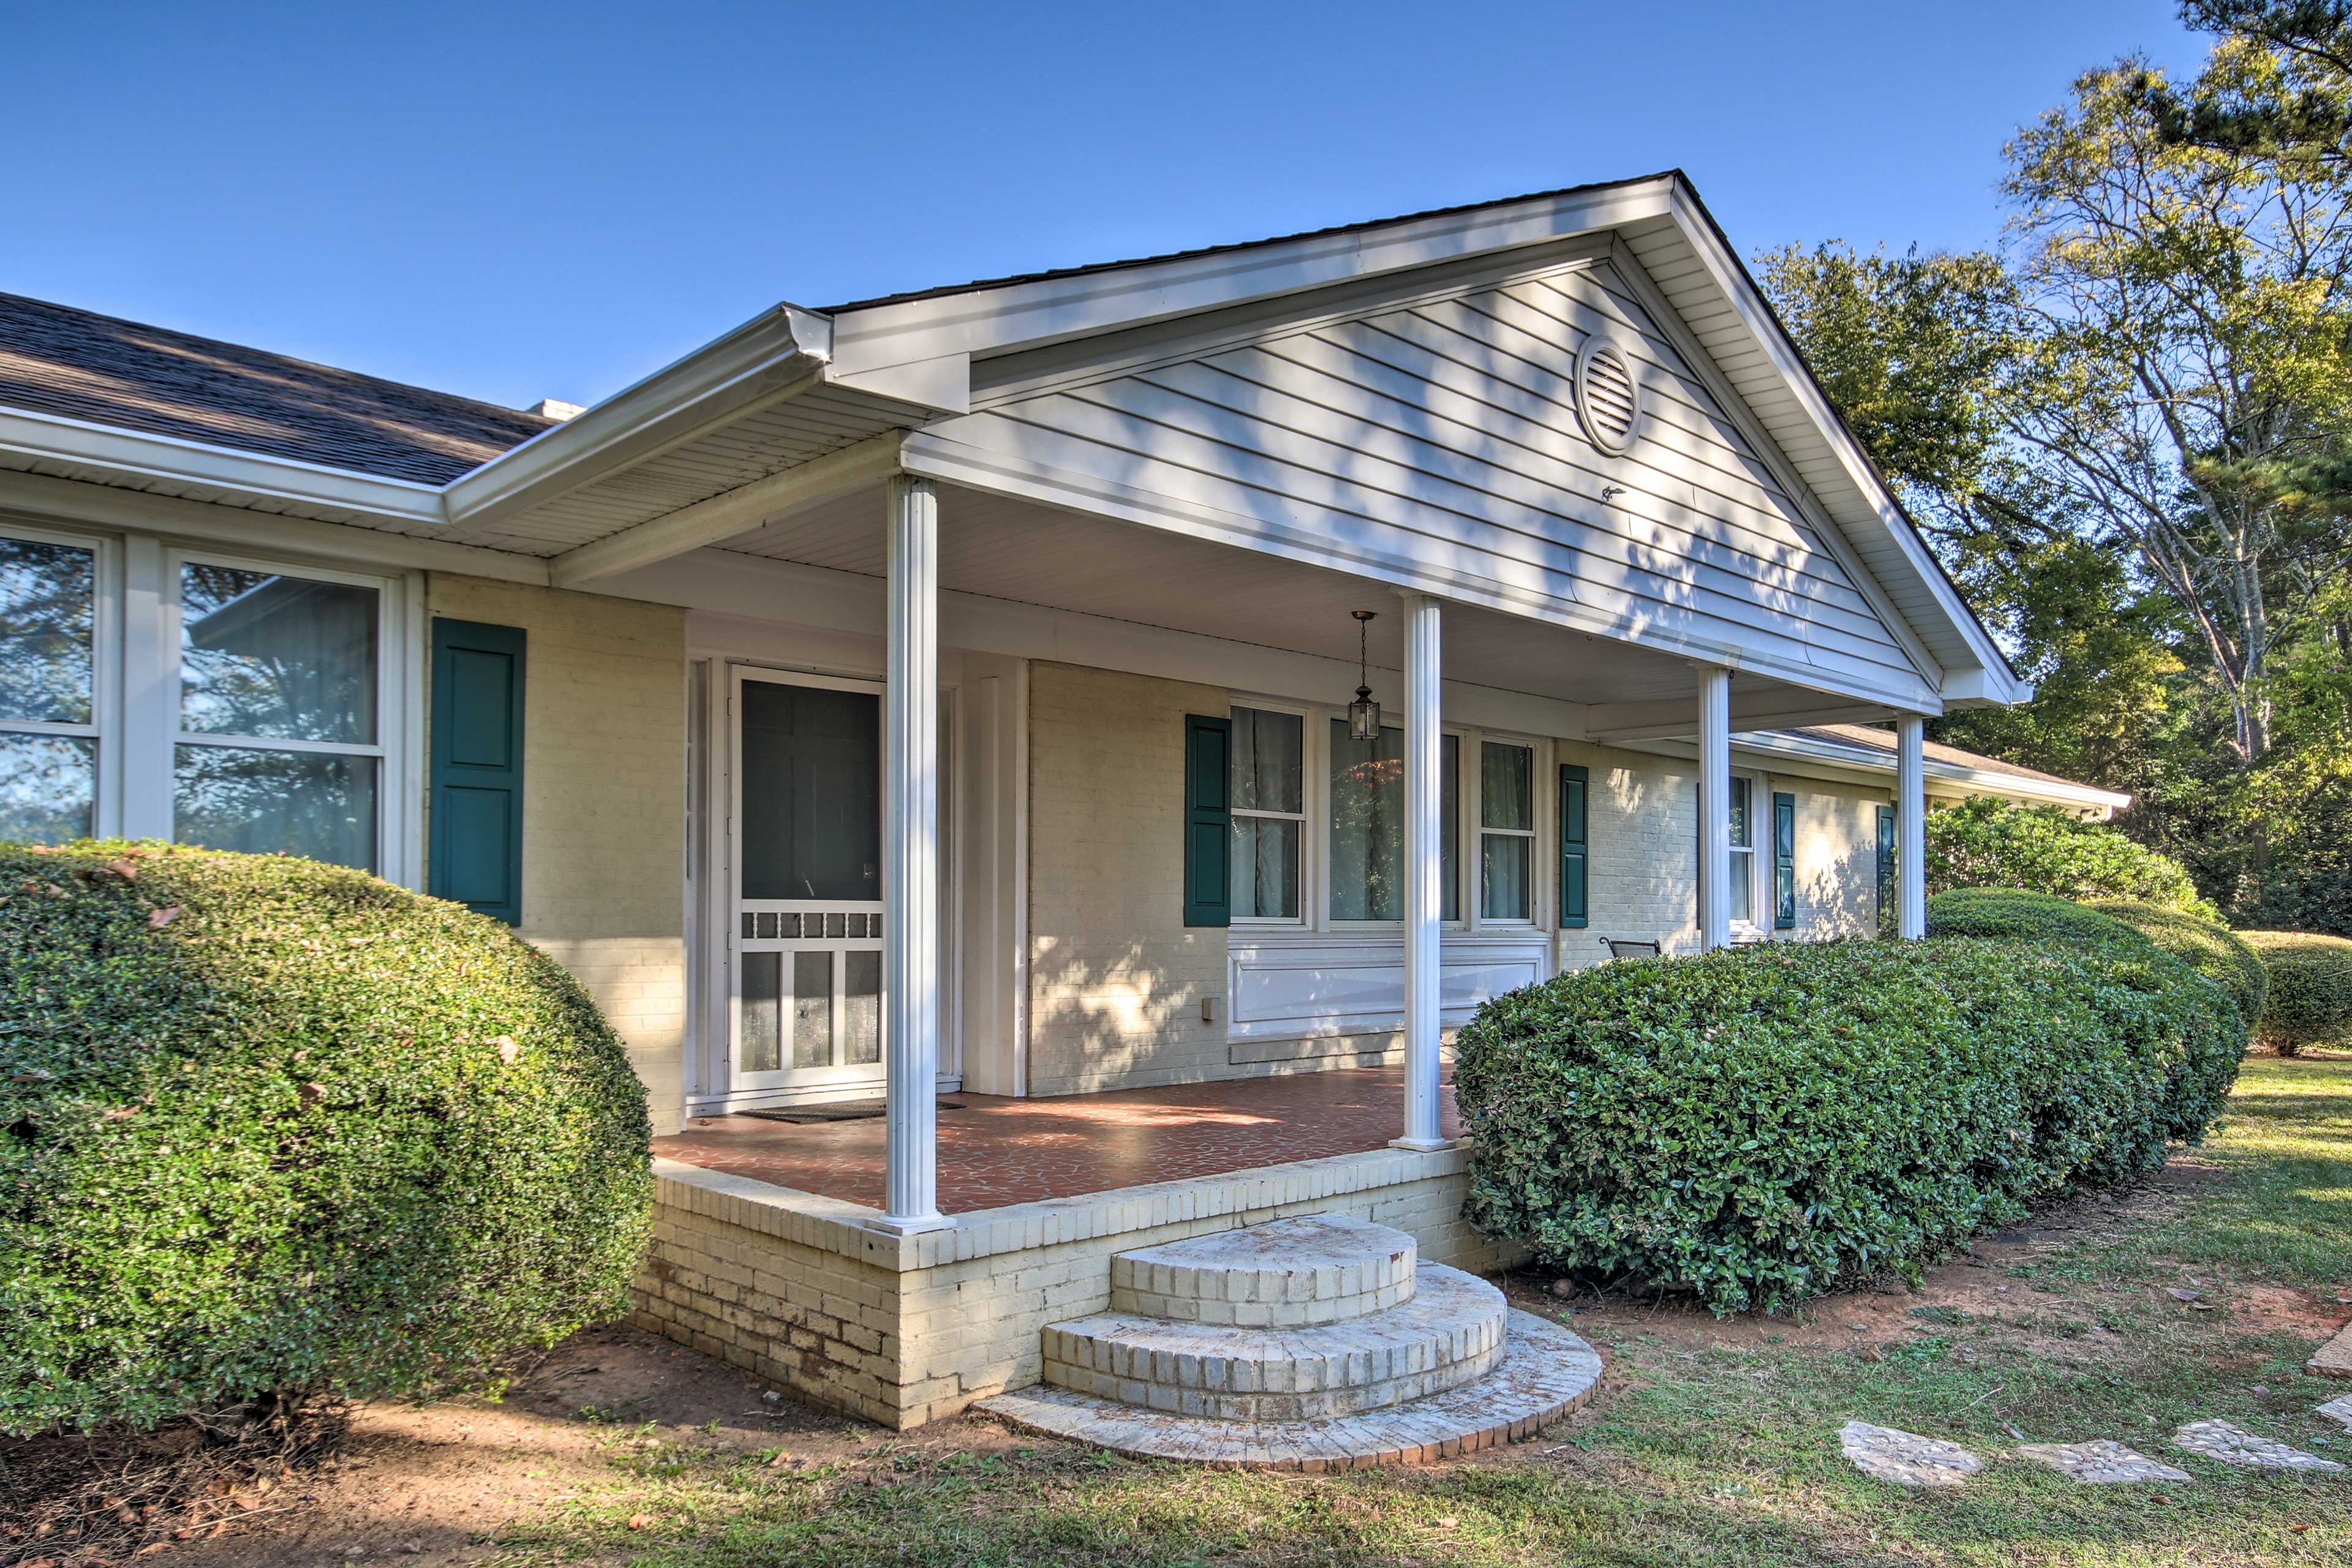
736, 1100, 967, 1125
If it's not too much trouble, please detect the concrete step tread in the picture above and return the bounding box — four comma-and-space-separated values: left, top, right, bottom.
1110, 1214, 1417, 1326
982, 1310, 1602, 1471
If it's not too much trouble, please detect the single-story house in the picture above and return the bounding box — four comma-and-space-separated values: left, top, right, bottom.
0, 171, 2127, 1427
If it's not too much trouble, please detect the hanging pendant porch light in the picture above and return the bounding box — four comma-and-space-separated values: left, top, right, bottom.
1348, 609, 1382, 742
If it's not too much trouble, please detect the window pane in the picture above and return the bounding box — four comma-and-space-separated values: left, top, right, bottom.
843, 948, 881, 1066
1728, 777, 1752, 848
0, 536, 95, 724
1330, 722, 1457, 921
0, 733, 95, 843
741, 952, 783, 1074
174, 745, 377, 870
1481, 833, 1529, 920
1480, 742, 1531, 831
792, 950, 834, 1069
1231, 707, 1302, 813
180, 565, 378, 744
741, 681, 881, 901
1231, 815, 1300, 919
1730, 850, 1754, 924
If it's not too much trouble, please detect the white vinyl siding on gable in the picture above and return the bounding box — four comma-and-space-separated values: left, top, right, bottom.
947, 255, 1928, 709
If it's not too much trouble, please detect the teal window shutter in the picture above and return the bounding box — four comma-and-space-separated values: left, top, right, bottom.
429, 619, 526, 925
1558, 763, 1589, 929
1183, 714, 1231, 927
1875, 804, 1896, 933
1772, 790, 1796, 929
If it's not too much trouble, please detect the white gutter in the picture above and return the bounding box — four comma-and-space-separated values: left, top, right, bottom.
1735, 728, 2130, 811
0, 405, 448, 525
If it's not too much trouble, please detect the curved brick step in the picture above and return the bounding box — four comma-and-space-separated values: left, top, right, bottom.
1044, 1264, 1504, 1421
983, 1310, 1602, 1470
1110, 1213, 1417, 1327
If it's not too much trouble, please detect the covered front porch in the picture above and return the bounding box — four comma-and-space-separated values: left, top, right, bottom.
653, 1063, 1464, 1213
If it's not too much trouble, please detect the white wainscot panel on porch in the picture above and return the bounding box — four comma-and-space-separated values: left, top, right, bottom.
1226, 933, 1552, 1042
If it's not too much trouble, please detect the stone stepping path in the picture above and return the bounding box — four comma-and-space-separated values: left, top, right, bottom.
1841, 1419, 2348, 1488
2018, 1440, 2189, 1483
2172, 1419, 2344, 1473
2310, 1319, 2352, 1380
1838, 1423, 1983, 1488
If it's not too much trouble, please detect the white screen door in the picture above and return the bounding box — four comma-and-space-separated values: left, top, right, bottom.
730, 668, 887, 1093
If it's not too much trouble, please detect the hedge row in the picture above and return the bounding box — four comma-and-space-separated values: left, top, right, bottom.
0, 842, 655, 1435
1923, 888, 2266, 1027
1456, 938, 2244, 1314
2242, 931, 2352, 1054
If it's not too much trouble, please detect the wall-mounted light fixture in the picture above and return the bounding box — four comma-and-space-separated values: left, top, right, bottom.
1349, 609, 1382, 742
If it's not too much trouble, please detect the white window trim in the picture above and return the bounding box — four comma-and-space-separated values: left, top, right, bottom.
1473, 735, 1541, 930
1227, 700, 1310, 927
0, 516, 415, 883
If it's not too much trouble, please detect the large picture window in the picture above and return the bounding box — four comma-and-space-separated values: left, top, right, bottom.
0, 533, 100, 843
175, 562, 384, 870
1329, 720, 1458, 922
0, 524, 402, 875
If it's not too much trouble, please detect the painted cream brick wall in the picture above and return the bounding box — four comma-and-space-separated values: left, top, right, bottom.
1780, 775, 1891, 940
425, 575, 690, 1133
1027, 662, 1231, 1096
1556, 740, 1702, 967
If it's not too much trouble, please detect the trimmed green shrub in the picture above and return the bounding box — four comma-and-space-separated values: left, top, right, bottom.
1923, 888, 2267, 1029
0, 841, 654, 1435
2242, 931, 2352, 1055
1926, 796, 2215, 918
1456, 938, 2244, 1314
2091, 901, 2267, 1028
1924, 886, 2149, 946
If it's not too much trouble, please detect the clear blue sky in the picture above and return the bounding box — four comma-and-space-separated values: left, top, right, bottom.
3, 1, 2208, 412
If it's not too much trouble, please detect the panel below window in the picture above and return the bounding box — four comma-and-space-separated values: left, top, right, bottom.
0, 733, 95, 844
173, 746, 377, 872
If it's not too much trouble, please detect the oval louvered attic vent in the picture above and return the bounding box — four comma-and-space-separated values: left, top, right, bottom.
1575, 340, 1642, 456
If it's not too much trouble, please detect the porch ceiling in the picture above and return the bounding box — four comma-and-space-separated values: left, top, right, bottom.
706, 477, 1875, 721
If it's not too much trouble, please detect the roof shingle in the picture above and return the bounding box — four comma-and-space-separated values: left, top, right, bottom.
0, 292, 553, 485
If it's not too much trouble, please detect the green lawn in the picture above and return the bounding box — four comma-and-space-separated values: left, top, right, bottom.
488, 1057, 2352, 1567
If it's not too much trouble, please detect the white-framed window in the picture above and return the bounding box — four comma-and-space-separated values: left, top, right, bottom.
1479, 739, 1535, 922
1728, 774, 1757, 927
0, 519, 407, 875
1229, 704, 1305, 921
0, 526, 107, 843
1227, 695, 1553, 933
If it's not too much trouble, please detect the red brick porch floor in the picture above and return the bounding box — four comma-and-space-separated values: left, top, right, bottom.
651, 1065, 1463, 1213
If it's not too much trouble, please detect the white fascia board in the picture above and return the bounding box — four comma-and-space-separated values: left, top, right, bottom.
439, 304, 840, 531
1734, 728, 2130, 810
0, 407, 448, 526
0, 467, 549, 584
1586, 692, 1907, 744
1660, 183, 2029, 706
824, 177, 1682, 379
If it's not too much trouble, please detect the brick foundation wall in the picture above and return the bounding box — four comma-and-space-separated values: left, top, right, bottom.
631, 1148, 1523, 1430
424, 575, 689, 1133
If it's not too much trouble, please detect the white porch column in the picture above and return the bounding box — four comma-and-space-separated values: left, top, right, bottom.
1394, 592, 1451, 1152
1695, 665, 1732, 951
876, 475, 949, 1234
1896, 713, 1927, 940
